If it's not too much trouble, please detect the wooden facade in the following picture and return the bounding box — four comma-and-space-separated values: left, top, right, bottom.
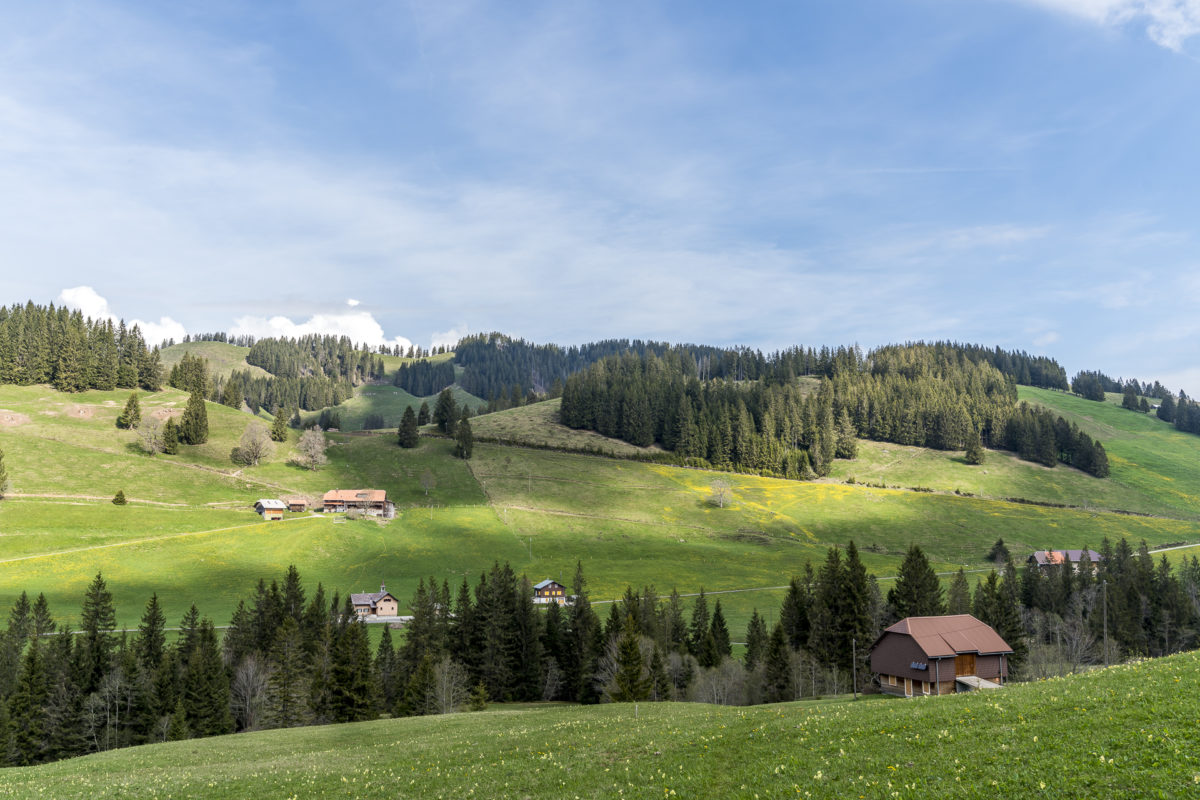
254, 499, 286, 521
350, 583, 400, 618
871, 615, 1012, 697
533, 579, 570, 605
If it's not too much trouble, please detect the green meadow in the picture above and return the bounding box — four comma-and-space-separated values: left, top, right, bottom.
3, 648, 1198, 798
4, 380, 1200, 637
159, 341, 271, 380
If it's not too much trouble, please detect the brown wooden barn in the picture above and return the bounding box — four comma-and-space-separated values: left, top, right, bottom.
871, 614, 1013, 697
322, 489, 394, 517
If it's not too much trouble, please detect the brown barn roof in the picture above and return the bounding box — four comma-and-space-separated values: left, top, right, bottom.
1029, 549, 1102, 567
879, 614, 1012, 658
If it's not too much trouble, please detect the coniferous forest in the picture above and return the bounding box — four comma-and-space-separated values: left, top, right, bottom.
2, 542, 1195, 768
0, 302, 163, 392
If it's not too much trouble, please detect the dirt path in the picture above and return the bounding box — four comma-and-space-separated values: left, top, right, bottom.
6, 493, 191, 507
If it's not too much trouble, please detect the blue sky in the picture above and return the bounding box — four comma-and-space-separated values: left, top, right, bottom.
3, 1, 1200, 391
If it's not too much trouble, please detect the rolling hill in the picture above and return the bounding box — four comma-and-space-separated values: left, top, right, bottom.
2, 647, 1196, 798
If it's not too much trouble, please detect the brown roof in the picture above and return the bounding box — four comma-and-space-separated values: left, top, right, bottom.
1029, 549, 1102, 566
323, 489, 387, 503
879, 614, 1012, 658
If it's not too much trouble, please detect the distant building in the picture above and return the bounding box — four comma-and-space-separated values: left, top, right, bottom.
1028, 549, 1103, 573
254, 499, 286, 521
322, 489, 394, 518
350, 583, 400, 619
871, 614, 1013, 697
283, 496, 309, 513
533, 579, 571, 605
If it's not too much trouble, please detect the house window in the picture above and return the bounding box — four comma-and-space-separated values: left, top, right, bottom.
887, 675, 897, 686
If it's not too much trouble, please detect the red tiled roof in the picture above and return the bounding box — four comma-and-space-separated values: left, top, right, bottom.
323, 489, 387, 503
882, 614, 1012, 658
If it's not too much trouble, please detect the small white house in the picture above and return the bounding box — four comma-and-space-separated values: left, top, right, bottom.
254, 499, 286, 521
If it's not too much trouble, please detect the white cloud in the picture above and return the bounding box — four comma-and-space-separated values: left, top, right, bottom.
57, 285, 187, 346
431, 324, 469, 351
346, 298, 360, 307
1033, 331, 1061, 347
1021, 0, 1200, 50
230, 311, 413, 351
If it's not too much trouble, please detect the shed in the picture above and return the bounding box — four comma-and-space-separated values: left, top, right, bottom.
870, 614, 1013, 697
254, 499, 286, 521
283, 495, 309, 513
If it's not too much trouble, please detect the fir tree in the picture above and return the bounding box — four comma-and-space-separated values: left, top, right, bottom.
887, 544, 945, 619
116, 392, 141, 429
433, 389, 457, 435
834, 408, 858, 459
762, 623, 793, 702
162, 418, 180, 454
77, 572, 116, 695
112, 489, 127, 505
269, 409, 290, 443
417, 401, 431, 426
744, 609, 768, 670
454, 415, 474, 459
8, 641, 49, 765
947, 568, 972, 615
179, 391, 209, 445
964, 428, 985, 465
612, 615, 650, 702
709, 601, 732, 663
398, 405, 419, 448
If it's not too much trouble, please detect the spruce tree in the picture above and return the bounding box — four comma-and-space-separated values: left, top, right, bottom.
454, 415, 474, 459
417, 401, 431, 426
887, 544, 945, 619
270, 409, 290, 443
709, 601, 732, 663
179, 391, 209, 445
947, 568, 972, 615
77, 572, 116, 695
116, 392, 141, 429
433, 389, 457, 434
834, 408, 858, 459
964, 428, 985, 465
612, 615, 650, 702
744, 609, 768, 670
112, 489, 127, 505
398, 406, 419, 448
162, 418, 180, 454
8, 641, 49, 765
762, 623, 793, 702
688, 590, 710, 659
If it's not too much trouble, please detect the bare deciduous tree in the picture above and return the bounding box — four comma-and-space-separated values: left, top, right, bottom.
709, 479, 732, 508
420, 468, 436, 496
430, 657, 469, 714
235, 422, 274, 467
232, 654, 272, 731
689, 659, 746, 706
291, 429, 328, 471
137, 418, 165, 455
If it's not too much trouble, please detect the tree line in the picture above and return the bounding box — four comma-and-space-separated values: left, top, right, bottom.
559, 343, 1105, 478
4, 539, 1199, 768
0, 302, 162, 392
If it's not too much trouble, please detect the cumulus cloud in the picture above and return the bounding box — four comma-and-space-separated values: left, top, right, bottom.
230, 311, 413, 351
346, 298, 360, 307
431, 324, 469, 351
1022, 0, 1200, 50
57, 286, 187, 346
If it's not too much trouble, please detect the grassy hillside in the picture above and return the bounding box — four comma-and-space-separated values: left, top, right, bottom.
4, 650, 1198, 798
1020, 386, 1200, 518
159, 341, 271, 380
299, 383, 486, 431
4, 380, 1200, 635
472, 397, 662, 456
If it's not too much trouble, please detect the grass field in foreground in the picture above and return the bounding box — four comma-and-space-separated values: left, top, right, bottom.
4, 650, 1198, 798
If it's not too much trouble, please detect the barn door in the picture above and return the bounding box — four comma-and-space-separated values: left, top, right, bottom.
954, 653, 976, 676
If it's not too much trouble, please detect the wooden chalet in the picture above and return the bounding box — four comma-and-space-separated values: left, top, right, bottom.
871, 614, 1013, 697
283, 495, 309, 513
322, 489, 394, 518
533, 579, 570, 606
350, 583, 400, 619
254, 499, 286, 521
1028, 549, 1102, 573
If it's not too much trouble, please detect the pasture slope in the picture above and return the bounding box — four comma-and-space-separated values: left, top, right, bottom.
2, 649, 1197, 798
4, 379, 1200, 637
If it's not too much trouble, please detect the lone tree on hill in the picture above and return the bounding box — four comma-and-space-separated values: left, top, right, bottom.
709, 479, 731, 508
293, 430, 328, 471
179, 391, 209, 445
269, 409, 290, 443
116, 392, 141, 429
398, 406, 419, 448
112, 490, 127, 505
162, 418, 180, 454
420, 468, 436, 496
234, 421, 274, 466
